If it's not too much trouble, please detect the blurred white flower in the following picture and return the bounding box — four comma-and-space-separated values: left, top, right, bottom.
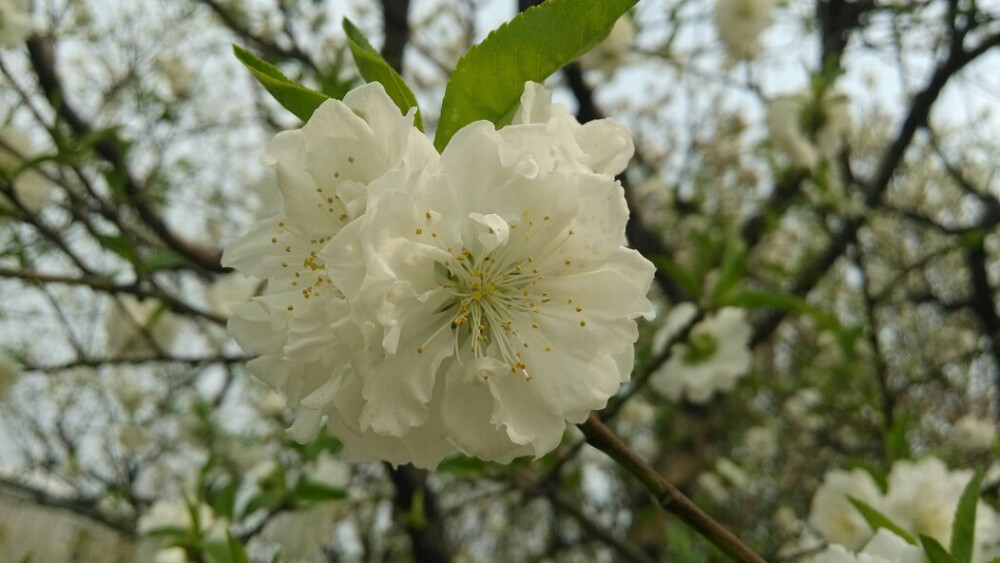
713, 0, 775, 60
104, 295, 178, 357
809, 457, 1000, 560
882, 457, 1000, 551
743, 425, 778, 460
225, 81, 653, 468
207, 272, 259, 317
0, 127, 54, 215
954, 414, 997, 451
810, 529, 925, 563
153, 546, 189, 563
808, 468, 882, 551
580, 17, 635, 73
305, 452, 350, 490
650, 305, 752, 403
139, 499, 227, 541
767, 87, 850, 171
0, 0, 36, 47
159, 56, 194, 99
698, 472, 729, 503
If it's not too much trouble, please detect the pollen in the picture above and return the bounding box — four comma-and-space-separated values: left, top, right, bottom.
348, 156, 355, 163
416, 228, 423, 235
417, 346, 424, 354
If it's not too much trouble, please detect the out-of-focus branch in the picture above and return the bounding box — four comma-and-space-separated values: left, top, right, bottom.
964, 240, 1000, 414
25, 37, 224, 274
0, 476, 136, 538
387, 464, 453, 563
579, 415, 765, 563
751, 29, 1000, 347
381, 0, 412, 74
194, 0, 319, 73
0, 267, 227, 324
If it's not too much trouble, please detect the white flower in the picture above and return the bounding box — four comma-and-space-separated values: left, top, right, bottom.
225, 81, 653, 469
808, 468, 882, 551
207, 272, 259, 317
579, 17, 635, 73
159, 56, 194, 99
767, 87, 850, 171
650, 305, 752, 403
153, 547, 189, 563
0, 127, 54, 214
743, 425, 778, 460
139, 499, 227, 543
882, 457, 1000, 551
954, 414, 997, 451
104, 295, 178, 357
713, 0, 775, 60
810, 529, 925, 563
810, 458, 1000, 561
0, 0, 36, 47
698, 472, 729, 502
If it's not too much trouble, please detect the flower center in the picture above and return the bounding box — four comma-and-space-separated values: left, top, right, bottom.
682, 332, 719, 365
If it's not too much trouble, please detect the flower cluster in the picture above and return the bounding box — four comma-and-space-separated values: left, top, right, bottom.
649, 304, 752, 403
809, 457, 1000, 559
0, 0, 35, 47
224, 82, 655, 468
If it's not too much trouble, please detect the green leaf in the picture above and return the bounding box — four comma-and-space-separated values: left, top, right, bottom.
437, 453, 486, 477
921, 534, 958, 563
433, 0, 637, 150
96, 234, 138, 265
142, 250, 187, 271
649, 255, 701, 300
884, 409, 911, 463
707, 230, 747, 303
848, 497, 918, 545
951, 469, 982, 563
342, 18, 423, 131
241, 489, 284, 518
232, 45, 329, 121
292, 477, 348, 503
207, 479, 239, 520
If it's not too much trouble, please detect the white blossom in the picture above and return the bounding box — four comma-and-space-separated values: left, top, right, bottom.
579, 17, 635, 73
225, 82, 654, 468
809, 458, 1000, 561
0, 0, 35, 47
766, 87, 850, 171
650, 305, 752, 403
153, 547, 189, 563
0, 127, 54, 214
808, 468, 882, 551
882, 457, 1000, 551
207, 272, 259, 317
743, 425, 778, 460
713, 0, 775, 60
810, 529, 925, 563
954, 414, 997, 451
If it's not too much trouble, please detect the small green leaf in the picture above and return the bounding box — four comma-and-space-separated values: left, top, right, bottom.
951, 469, 982, 563
707, 230, 747, 303
142, 250, 187, 271
241, 489, 284, 517
884, 409, 911, 463
921, 534, 958, 563
434, 0, 637, 150
342, 18, 423, 131
650, 255, 701, 300
437, 453, 486, 477
848, 497, 918, 545
233, 45, 329, 121
96, 234, 138, 265
292, 477, 348, 503
207, 479, 239, 520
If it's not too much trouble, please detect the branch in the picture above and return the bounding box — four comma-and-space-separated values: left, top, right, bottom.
578, 416, 765, 562
25, 37, 224, 274
387, 464, 453, 563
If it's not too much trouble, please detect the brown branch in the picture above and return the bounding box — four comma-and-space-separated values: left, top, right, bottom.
387, 464, 453, 563
0, 266, 227, 325
578, 415, 765, 562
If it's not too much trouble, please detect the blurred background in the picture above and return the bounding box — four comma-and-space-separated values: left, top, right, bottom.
0, 0, 998, 561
